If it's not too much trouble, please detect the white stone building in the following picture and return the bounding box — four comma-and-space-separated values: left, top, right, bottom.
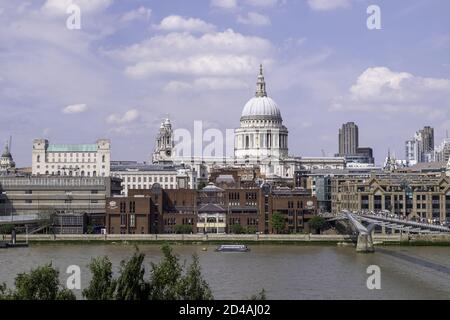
152, 65, 345, 182
32, 139, 111, 177
110, 162, 197, 195
0, 140, 15, 173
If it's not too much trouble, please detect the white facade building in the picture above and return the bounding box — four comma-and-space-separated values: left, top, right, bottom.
0, 140, 15, 173
32, 139, 111, 177
435, 139, 450, 163
153, 118, 174, 164
111, 162, 197, 195
152, 65, 345, 182
234, 65, 289, 160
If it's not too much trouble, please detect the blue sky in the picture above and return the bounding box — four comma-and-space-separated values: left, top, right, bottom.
1, 0, 449, 166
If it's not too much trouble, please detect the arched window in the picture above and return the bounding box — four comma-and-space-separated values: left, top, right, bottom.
37, 155, 40, 163
102, 155, 105, 163
245, 136, 250, 149
81, 171, 85, 177
93, 171, 97, 177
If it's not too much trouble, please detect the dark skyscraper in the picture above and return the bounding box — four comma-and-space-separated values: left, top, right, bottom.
339, 122, 359, 156
337, 122, 374, 164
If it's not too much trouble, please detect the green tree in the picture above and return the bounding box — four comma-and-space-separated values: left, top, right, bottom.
149, 244, 183, 300
308, 216, 327, 234
250, 288, 267, 300
246, 226, 257, 234
230, 224, 245, 234
174, 224, 193, 234
10, 264, 76, 300
82, 256, 116, 300
179, 254, 213, 300
271, 212, 286, 234
0, 283, 12, 300
115, 250, 150, 300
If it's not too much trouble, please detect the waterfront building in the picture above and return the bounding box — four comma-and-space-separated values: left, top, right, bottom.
32, 139, 111, 177
0, 175, 121, 218
295, 166, 383, 213
151, 65, 346, 184
106, 183, 317, 235
331, 171, 450, 221
110, 161, 197, 195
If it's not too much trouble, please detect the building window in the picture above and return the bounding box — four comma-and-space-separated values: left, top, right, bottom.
120, 201, 126, 213
130, 214, 136, 228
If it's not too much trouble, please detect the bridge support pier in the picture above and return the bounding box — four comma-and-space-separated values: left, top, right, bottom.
356, 233, 374, 253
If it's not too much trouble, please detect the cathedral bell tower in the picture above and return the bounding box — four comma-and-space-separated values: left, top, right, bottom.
152, 118, 174, 164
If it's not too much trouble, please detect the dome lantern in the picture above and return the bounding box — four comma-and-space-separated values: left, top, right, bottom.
255, 64, 267, 98
241, 65, 282, 122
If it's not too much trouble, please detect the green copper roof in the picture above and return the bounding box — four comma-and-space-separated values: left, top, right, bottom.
47, 144, 97, 152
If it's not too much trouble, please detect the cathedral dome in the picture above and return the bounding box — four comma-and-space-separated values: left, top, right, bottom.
241, 96, 281, 120
240, 65, 282, 121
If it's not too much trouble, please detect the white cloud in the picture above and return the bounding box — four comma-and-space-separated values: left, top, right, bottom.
107, 109, 139, 124
331, 67, 450, 118
307, 0, 351, 11
245, 0, 280, 7
155, 15, 216, 33
121, 6, 152, 23
126, 54, 265, 78
238, 12, 271, 26
164, 77, 249, 92
108, 29, 273, 79
211, 0, 237, 9
42, 0, 113, 15
63, 104, 88, 114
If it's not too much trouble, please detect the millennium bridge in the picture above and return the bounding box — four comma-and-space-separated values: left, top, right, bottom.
325, 211, 450, 253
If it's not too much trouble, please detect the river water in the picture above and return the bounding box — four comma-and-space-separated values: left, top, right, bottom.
1, 244, 450, 300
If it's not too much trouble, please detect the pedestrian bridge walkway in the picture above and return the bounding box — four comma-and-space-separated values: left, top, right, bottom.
326, 211, 450, 253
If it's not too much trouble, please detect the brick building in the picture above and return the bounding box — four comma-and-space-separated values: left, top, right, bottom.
106, 183, 317, 234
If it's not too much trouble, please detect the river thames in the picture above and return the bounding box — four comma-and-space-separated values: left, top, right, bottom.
1, 244, 450, 300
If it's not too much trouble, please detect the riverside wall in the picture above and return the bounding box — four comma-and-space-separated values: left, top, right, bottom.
8, 233, 450, 245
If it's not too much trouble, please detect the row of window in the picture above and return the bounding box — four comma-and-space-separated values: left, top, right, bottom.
41, 171, 104, 177
42, 164, 100, 169
120, 176, 175, 183
126, 184, 174, 190
37, 155, 106, 163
